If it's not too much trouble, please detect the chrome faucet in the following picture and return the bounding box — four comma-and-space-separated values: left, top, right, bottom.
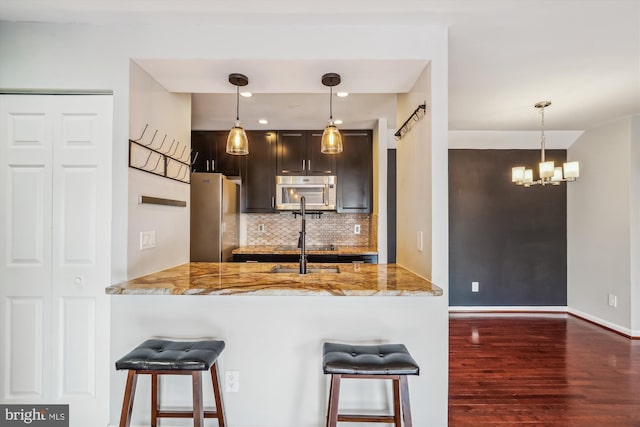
298, 196, 307, 274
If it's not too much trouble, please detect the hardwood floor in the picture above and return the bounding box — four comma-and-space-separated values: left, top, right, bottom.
449, 314, 640, 426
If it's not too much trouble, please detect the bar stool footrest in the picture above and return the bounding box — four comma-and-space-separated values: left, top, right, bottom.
156, 410, 221, 418
338, 414, 396, 423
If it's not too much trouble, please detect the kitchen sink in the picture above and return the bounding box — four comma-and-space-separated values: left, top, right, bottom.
269, 265, 340, 274
274, 245, 338, 251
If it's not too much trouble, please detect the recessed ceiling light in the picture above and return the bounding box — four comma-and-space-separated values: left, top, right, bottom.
333, 119, 343, 125
336, 92, 349, 98
257, 119, 268, 125
240, 92, 252, 98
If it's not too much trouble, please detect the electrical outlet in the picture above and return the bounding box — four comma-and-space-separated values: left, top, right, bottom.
225, 370, 240, 392
354, 224, 361, 235
139, 230, 156, 250
258, 223, 265, 233
608, 293, 617, 308
472, 281, 479, 292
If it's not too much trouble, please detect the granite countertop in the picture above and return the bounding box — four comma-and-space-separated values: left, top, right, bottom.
232, 245, 378, 255
106, 262, 442, 296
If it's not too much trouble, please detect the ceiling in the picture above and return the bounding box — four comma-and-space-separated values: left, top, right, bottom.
2, 0, 639, 136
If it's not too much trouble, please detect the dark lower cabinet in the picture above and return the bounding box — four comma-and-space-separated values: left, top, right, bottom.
337, 131, 373, 213
232, 253, 378, 264
241, 131, 277, 213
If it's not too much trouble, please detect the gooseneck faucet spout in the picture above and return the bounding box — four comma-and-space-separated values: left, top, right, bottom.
299, 196, 307, 275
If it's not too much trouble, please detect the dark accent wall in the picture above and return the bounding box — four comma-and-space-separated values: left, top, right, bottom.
449, 149, 567, 306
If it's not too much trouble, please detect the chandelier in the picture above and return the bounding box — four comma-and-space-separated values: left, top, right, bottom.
511, 101, 579, 187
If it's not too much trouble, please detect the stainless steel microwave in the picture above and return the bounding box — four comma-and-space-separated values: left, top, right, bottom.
275, 176, 337, 210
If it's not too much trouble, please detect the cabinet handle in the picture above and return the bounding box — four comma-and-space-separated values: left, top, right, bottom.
206, 160, 209, 171
308, 159, 311, 171
271, 197, 275, 208
211, 159, 215, 171
302, 160, 305, 171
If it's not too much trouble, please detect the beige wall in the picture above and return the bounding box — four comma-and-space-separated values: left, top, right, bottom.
127, 62, 192, 278
396, 65, 432, 278
567, 116, 636, 335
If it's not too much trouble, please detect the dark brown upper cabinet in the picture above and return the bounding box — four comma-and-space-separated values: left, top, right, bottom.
276, 131, 336, 176
337, 131, 373, 213
240, 131, 277, 213
191, 131, 241, 177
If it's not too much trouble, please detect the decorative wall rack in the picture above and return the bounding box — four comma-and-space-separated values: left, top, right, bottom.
128, 124, 191, 184
394, 103, 427, 140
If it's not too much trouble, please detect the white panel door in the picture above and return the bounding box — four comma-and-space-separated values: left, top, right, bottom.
0, 94, 112, 427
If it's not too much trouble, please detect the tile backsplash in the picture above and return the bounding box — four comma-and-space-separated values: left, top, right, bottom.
246, 213, 373, 247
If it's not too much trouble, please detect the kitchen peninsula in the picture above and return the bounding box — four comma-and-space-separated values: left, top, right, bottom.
106, 264, 446, 426
106, 262, 438, 296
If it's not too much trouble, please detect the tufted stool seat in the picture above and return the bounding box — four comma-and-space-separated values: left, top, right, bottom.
116, 339, 226, 427
323, 342, 419, 427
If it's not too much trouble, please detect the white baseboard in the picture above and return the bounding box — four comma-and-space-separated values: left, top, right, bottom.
449, 306, 567, 313
567, 307, 640, 338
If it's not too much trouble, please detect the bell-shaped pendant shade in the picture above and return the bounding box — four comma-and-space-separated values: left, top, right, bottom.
226, 121, 249, 155
321, 120, 343, 154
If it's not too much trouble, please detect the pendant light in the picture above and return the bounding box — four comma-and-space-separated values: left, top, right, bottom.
226, 73, 249, 155
511, 101, 580, 187
320, 73, 343, 154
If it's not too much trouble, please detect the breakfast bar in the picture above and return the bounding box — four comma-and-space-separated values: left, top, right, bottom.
105, 262, 442, 296
106, 263, 447, 426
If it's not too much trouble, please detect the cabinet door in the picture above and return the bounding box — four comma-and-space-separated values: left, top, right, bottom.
276, 131, 306, 175
307, 132, 336, 175
337, 131, 373, 213
242, 131, 276, 212
213, 131, 241, 176
190, 131, 213, 172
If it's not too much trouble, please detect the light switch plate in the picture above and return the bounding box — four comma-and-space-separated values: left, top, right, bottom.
140, 230, 156, 250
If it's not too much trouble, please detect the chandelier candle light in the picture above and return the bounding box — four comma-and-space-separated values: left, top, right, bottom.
226, 73, 250, 155
512, 101, 579, 187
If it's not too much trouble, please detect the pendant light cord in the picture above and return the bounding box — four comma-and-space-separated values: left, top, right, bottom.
540, 105, 546, 163
236, 84, 240, 121
329, 86, 333, 120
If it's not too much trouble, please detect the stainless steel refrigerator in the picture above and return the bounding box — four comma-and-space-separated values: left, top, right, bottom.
190, 173, 240, 262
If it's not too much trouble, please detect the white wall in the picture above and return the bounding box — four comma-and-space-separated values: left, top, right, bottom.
128, 62, 191, 278
0, 20, 450, 426
396, 65, 433, 279
630, 115, 640, 333
567, 117, 635, 335
373, 118, 388, 263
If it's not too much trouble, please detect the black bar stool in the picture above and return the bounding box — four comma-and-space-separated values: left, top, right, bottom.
322, 342, 420, 427
115, 339, 226, 427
